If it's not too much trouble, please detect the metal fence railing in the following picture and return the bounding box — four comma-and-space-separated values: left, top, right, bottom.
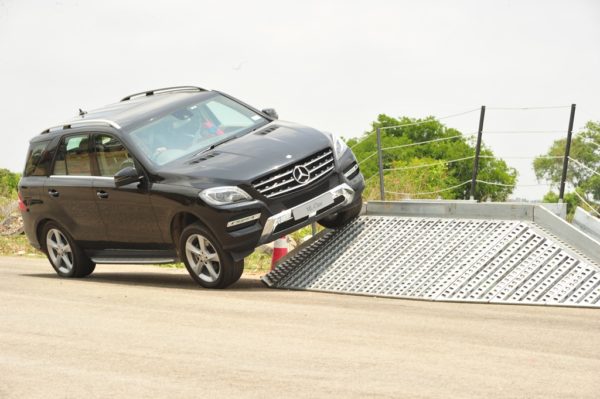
351, 104, 598, 212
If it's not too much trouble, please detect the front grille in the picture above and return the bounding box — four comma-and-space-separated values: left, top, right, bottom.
252, 148, 334, 199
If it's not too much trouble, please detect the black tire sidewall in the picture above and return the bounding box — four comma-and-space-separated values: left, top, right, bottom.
318, 197, 362, 229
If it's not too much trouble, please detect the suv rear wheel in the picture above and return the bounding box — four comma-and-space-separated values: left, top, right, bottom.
42, 222, 96, 278
180, 223, 243, 289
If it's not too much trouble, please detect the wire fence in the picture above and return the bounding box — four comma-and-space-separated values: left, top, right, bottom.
573, 191, 600, 217
386, 181, 472, 197
382, 156, 475, 172
351, 103, 599, 213
350, 108, 480, 150
568, 157, 600, 177
381, 135, 464, 151
455, 130, 571, 138
486, 105, 572, 110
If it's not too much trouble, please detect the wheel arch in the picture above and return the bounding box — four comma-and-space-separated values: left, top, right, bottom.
36, 218, 56, 251
170, 211, 215, 256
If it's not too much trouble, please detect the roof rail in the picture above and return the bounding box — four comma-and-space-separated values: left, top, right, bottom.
120, 86, 207, 102
41, 119, 122, 134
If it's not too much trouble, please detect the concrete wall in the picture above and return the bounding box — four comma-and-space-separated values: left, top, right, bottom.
573, 207, 600, 242
367, 201, 535, 221
536, 202, 567, 219
533, 205, 600, 264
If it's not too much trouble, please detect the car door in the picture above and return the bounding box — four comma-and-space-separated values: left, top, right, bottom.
91, 133, 163, 246
44, 133, 107, 243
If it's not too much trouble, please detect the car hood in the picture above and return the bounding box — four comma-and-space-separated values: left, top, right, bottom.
158, 121, 333, 185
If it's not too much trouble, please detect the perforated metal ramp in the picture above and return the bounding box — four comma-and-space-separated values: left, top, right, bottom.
262, 202, 600, 308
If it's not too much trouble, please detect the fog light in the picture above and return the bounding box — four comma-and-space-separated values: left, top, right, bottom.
344, 163, 359, 178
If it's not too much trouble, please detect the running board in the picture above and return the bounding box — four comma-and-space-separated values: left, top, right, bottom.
91, 257, 178, 265
86, 249, 178, 265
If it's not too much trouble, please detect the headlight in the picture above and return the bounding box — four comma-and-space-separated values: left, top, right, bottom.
199, 186, 252, 206
331, 133, 348, 159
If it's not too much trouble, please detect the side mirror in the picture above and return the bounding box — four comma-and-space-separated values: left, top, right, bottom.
114, 166, 141, 187
261, 108, 278, 120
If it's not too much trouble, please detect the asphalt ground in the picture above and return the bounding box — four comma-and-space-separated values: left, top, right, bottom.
1, 256, 599, 398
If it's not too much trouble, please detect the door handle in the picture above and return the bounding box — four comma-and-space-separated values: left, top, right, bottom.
96, 190, 109, 199
48, 189, 59, 198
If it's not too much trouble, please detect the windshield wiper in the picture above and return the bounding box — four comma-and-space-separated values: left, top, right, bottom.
189, 121, 269, 161
192, 135, 240, 158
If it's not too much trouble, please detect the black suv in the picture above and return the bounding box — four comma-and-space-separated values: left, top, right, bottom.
19, 86, 364, 288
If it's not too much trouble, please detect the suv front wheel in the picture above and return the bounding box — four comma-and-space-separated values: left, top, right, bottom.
180, 223, 243, 289
42, 222, 96, 278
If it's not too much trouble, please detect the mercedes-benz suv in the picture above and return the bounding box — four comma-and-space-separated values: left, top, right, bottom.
19, 86, 364, 288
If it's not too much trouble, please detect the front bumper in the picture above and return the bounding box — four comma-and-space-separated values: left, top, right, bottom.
258, 183, 355, 243
207, 149, 364, 260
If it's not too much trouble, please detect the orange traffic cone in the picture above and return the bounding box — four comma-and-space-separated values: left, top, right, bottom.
271, 236, 288, 270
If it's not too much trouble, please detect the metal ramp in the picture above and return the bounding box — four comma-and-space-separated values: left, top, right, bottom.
262, 201, 600, 308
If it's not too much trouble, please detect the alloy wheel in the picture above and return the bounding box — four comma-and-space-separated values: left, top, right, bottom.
46, 228, 74, 274
185, 234, 221, 283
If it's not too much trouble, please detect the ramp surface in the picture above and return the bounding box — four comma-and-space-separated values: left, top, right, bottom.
263, 216, 600, 308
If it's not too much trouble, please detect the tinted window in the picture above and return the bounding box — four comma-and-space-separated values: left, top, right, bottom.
205, 100, 255, 127
53, 135, 92, 176
129, 93, 267, 165
24, 140, 51, 176
94, 135, 134, 176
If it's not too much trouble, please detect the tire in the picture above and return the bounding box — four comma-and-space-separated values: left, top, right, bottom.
180, 223, 243, 289
318, 197, 362, 229
41, 222, 96, 278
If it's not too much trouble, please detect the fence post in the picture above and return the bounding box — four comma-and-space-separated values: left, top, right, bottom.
559, 104, 577, 202
470, 105, 486, 200
376, 127, 385, 200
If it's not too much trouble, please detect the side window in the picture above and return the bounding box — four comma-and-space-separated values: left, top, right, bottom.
53, 135, 92, 176
24, 140, 51, 176
94, 135, 133, 176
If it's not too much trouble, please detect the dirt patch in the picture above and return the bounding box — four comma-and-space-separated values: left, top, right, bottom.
0, 215, 24, 236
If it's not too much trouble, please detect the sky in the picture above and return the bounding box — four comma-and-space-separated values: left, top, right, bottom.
0, 0, 598, 200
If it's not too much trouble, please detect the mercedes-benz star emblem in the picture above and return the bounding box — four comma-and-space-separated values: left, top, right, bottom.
292, 165, 311, 184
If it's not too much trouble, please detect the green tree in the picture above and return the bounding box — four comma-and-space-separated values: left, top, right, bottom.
348, 114, 517, 201
533, 121, 600, 215
0, 169, 20, 198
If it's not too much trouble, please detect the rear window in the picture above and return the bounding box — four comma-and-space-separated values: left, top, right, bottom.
24, 140, 51, 177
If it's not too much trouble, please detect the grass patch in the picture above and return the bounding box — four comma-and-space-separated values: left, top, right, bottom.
289, 223, 324, 244
244, 250, 272, 274
158, 251, 272, 274
0, 234, 43, 257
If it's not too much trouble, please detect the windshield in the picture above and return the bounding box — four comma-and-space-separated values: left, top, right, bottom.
129, 94, 268, 165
